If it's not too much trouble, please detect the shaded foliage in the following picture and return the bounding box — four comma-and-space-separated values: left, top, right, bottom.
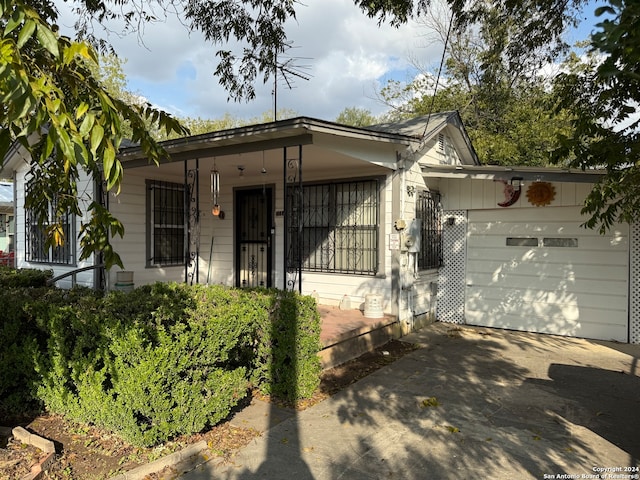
0, 277, 321, 446
551, 0, 640, 231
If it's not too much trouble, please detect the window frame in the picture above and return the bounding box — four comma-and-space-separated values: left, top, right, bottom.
146, 179, 187, 267
416, 190, 442, 271
24, 181, 75, 266
287, 178, 380, 275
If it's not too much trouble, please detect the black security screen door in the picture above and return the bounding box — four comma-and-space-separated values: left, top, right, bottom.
235, 188, 273, 288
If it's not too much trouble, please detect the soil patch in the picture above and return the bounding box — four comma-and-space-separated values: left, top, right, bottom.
0, 339, 419, 479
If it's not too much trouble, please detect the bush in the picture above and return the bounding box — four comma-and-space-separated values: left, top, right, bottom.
250, 289, 322, 400
2, 281, 323, 446
0, 265, 52, 287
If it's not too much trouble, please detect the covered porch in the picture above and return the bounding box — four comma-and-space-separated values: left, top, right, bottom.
113, 117, 406, 306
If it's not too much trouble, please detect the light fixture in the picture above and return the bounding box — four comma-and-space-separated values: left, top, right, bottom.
238, 165, 245, 177
211, 158, 220, 216
261, 151, 267, 174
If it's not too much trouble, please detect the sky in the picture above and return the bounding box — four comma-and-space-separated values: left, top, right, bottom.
55, 0, 604, 123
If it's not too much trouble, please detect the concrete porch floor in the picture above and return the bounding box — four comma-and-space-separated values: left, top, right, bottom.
317, 305, 401, 369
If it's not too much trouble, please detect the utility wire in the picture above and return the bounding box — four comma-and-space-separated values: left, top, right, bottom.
422, 17, 454, 139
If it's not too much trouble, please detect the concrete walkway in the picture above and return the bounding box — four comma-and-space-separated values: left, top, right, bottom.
179, 323, 640, 479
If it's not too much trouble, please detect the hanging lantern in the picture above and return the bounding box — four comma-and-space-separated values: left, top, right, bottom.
211, 160, 220, 216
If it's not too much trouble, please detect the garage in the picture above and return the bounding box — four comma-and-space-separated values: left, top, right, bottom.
464, 206, 629, 342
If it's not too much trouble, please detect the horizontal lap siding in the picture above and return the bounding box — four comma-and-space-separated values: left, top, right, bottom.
466, 206, 629, 342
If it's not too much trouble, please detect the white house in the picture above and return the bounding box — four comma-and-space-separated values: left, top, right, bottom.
3, 112, 638, 344
2, 113, 475, 329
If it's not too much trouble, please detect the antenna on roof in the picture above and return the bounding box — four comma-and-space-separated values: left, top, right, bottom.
272, 42, 312, 121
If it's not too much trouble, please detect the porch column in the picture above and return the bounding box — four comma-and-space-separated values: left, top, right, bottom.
283, 144, 303, 293
185, 158, 200, 285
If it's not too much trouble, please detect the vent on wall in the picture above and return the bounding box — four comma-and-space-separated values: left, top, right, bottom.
438, 133, 445, 152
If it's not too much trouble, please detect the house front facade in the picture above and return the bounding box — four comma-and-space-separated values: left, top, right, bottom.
4, 113, 478, 330
3, 113, 638, 344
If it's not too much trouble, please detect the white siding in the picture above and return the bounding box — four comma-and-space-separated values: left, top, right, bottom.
440, 178, 593, 211
110, 160, 397, 314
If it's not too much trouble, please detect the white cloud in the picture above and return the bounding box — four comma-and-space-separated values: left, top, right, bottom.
55, 0, 443, 121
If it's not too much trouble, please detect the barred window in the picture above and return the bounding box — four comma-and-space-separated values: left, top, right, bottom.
417, 190, 442, 270
147, 180, 185, 266
25, 181, 74, 265
287, 179, 379, 275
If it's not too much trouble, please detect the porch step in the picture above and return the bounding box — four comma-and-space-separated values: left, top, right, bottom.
318, 308, 403, 369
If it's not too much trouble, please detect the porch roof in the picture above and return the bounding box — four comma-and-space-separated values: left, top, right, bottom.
119, 116, 417, 168
421, 164, 605, 184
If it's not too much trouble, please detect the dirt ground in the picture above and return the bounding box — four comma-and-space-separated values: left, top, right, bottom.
0, 339, 418, 479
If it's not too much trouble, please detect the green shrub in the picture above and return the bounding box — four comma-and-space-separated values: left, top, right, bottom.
0, 266, 53, 287
36, 283, 252, 446
4, 281, 323, 446
250, 289, 322, 401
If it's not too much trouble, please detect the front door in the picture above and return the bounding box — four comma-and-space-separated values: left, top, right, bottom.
235, 187, 273, 288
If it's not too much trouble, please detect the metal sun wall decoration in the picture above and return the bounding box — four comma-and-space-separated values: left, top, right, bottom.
526, 181, 556, 206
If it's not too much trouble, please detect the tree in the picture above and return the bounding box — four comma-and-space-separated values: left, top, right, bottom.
335, 107, 378, 127
379, 6, 572, 166
551, 0, 640, 231
64, 0, 588, 103
0, 0, 187, 268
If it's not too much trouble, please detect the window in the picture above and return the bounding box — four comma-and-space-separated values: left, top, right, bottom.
416, 190, 442, 270
25, 181, 74, 265
147, 180, 186, 266
287, 179, 379, 275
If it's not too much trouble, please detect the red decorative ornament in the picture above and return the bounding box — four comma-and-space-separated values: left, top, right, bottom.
495, 179, 522, 207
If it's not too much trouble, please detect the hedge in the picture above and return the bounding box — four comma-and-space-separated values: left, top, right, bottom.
0, 277, 321, 446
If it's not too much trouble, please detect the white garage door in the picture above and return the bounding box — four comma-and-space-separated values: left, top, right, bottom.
465, 206, 629, 342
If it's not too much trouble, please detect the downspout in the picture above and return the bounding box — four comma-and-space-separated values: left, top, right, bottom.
390, 152, 402, 319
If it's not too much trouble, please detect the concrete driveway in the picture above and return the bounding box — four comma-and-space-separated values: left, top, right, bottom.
181, 322, 640, 479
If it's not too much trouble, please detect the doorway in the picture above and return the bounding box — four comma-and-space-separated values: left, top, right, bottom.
235, 187, 273, 288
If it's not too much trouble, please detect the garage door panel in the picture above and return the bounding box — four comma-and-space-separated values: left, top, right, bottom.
466, 272, 627, 296
466, 295, 627, 329
465, 309, 628, 341
467, 286, 627, 313
467, 259, 627, 282
467, 248, 628, 267
465, 206, 629, 342
467, 235, 629, 251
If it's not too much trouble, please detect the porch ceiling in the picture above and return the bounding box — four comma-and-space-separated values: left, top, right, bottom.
119, 116, 411, 176
129, 140, 397, 181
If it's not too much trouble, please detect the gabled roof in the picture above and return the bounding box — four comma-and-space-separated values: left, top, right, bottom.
369, 111, 480, 165
367, 112, 454, 138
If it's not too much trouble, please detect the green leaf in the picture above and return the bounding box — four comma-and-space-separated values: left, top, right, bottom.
75, 102, 89, 121
103, 145, 116, 181
17, 19, 36, 48
79, 112, 95, 137
35, 23, 59, 58
4, 9, 24, 35
594, 6, 616, 17
90, 123, 104, 155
